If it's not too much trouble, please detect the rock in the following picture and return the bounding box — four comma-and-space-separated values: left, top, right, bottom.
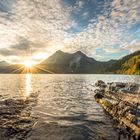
94, 88, 105, 94
118, 89, 133, 94
0, 95, 36, 140
137, 86, 140, 93
129, 109, 140, 117
106, 85, 116, 92
126, 83, 140, 92
94, 81, 140, 139
94, 92, 104, 100
0, 107, 13, 115
111, 82, 126, 88
16, 118, 32, 125
4, 99, 24, 106
95, 80, 106, 87
137, 118, 140, 128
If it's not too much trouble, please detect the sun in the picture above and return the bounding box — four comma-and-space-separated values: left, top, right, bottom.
23, 60, 35, 68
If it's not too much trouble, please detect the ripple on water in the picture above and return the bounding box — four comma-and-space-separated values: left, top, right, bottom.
0, 74, 139, 139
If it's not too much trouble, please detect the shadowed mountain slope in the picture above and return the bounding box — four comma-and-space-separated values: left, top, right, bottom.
0, 50, 140, 74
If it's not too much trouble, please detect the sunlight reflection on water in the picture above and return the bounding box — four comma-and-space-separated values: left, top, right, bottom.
24, 74, 32, 99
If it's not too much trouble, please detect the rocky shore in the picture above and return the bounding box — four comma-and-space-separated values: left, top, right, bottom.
94, 80, 140, 139
0, 92, 38, 140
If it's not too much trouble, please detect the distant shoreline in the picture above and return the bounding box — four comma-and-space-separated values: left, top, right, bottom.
0, 73, 139, 75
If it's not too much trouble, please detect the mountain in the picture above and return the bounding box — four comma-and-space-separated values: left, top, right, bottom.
0, 61, 11, 73
0, 61, 28, 73
0, 50, 140, 74
0, 61, 10, 67
117, 55, 140, 74
36, 50, 116, 74
105, 51, 140, 74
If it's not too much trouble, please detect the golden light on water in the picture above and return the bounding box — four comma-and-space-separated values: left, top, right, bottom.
24, 74, 32, 99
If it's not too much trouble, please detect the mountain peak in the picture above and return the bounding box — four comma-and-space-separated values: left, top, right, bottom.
55, 50, 86, 56
0, 60, 10, 67
74, 51, 86, 57
55, 50, 64, 54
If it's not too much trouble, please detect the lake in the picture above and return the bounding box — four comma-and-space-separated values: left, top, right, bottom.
0, 74, 140, 140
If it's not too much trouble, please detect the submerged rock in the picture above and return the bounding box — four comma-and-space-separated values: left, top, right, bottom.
0, 93, 38, 140
94, 81, 140, 140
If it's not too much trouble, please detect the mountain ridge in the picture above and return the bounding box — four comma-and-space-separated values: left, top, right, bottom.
0, 50, 140, 74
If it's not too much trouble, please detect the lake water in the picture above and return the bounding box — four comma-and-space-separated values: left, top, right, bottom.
0, 74, 140, 140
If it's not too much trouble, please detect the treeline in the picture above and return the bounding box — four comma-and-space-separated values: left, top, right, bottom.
106, 51, 140, 75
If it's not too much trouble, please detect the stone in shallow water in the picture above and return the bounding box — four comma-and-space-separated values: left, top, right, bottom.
95, 80, 106, 87
94, 92, 104, 100
0, 94, 37, 140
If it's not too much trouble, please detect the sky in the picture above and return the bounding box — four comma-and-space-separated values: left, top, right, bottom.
0, 0, 140, 64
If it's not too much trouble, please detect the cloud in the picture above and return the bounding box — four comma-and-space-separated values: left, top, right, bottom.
0, 0, 140, 63
103, 47, 122, 53
123, 40, 140, 52
66, 0, 140, 56
0, 37, 48, 63
75, 0, 85, 9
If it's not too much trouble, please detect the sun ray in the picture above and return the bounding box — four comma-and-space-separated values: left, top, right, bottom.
10, 60, 55, 74
34, 65, 55, 74
11, 65, 25, 73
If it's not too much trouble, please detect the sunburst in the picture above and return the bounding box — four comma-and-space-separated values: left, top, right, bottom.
22, 60, 35, 68
11, 60, 55, 74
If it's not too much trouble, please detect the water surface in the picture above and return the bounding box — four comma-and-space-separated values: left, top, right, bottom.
0, 74, 140, 140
